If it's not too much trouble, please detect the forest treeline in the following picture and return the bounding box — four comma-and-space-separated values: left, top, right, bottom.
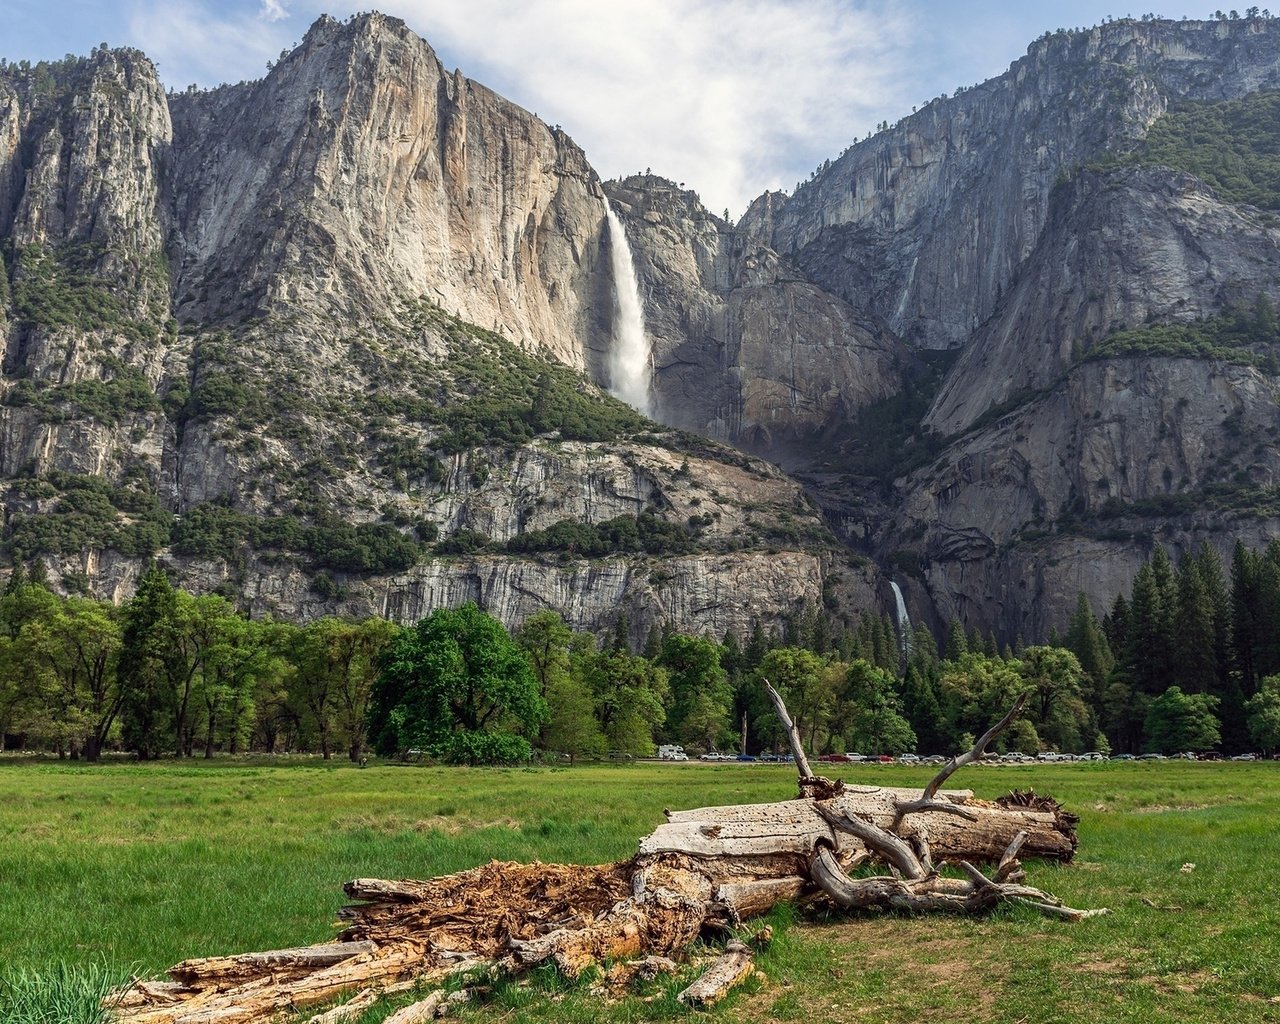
3, 539, 1280, 763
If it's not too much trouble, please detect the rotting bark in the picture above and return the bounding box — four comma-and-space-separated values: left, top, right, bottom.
110, 692, 1102, 1023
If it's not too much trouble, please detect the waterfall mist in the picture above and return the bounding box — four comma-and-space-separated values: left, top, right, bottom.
604, 204, 653, 415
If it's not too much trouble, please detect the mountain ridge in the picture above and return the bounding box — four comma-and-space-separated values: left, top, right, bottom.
3, 12, 1280, 644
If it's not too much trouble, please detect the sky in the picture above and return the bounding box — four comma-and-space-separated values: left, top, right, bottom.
4, 1, 1247, 216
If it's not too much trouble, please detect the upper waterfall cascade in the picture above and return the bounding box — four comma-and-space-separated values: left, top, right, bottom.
889, 581, 913, 661
604, 204, 653, 415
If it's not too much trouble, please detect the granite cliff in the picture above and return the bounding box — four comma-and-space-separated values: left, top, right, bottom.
5, 13, 1280, 643
0, 15, 877, 641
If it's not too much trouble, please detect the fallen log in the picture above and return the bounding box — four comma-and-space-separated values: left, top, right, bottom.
678, 941, 755, 1007
111, 690, 1100, 1023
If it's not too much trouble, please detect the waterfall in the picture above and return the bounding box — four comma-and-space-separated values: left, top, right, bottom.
604, 204, 652, 415
889, 581, 913, 662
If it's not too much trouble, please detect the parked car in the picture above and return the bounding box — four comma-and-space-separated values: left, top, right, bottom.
897, 753, 921, 763
736, 754, 757, 762
877, 754, 895, 763
1231, 753, 1258, 761
817, 753, 852, 763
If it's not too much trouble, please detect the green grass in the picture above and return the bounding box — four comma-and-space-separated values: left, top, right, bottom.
1, 759, 1277, 1023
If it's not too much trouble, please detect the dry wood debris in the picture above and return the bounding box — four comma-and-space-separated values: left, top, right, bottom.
110, 686, 1103, 1022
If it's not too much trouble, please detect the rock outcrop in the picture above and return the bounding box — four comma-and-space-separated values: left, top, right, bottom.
765, 17, 1280, 350
0, 17, 860, 639
926, 166, 1280, 435
605, 176, 907, 449
167, 13, 611, 370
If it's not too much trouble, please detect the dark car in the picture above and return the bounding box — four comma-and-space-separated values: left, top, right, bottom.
736, 753, 757, 762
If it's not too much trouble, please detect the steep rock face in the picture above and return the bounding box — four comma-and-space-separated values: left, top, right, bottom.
0, 49, 174, 492
605, 176, 906, 447
767, 18, 1280, 350
926, 166, 1280, 435
0, 20, 873, 640
889, 357, 1280, 636
167, 13, 610, 369
0, 50, 171, 259
41, 427, 846, 642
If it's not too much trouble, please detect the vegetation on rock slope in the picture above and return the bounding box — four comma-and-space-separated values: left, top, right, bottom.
1116, 89, 1280, 211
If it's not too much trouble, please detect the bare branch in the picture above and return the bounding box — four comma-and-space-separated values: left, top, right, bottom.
919, 694, 1028, 804
815, 803, 926, 879
761, 678, 813, 781
996, 830, 1029, 882
1009, 897, 1110, 922
892, 798, 980, 823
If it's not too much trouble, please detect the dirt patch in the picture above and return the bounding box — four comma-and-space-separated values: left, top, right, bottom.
1076, 958, 1131, 976
1138, 970, 1213, 995
1133, 803, 1209, 814
411, 815, 521, 835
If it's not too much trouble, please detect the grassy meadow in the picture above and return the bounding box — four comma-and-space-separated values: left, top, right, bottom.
1, 758, 1277, 1023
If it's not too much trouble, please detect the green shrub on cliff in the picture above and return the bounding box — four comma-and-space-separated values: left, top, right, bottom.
1118, 90, 1280, 210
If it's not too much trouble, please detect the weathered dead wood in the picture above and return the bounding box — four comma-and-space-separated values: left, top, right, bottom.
382, 989, 447, 1024
305, 987, 381, 1024
169, 941, 377, 986
677, 940, 755, 1007
110, 695, 1101, 1024
604, 955, 679, 989
114, 942, 433, 1024
762, 678, 815, 781
645, 784, 1075, 864
714, 877, 810, 921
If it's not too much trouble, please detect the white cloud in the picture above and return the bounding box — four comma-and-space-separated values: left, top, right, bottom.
122, 0, 920, 215
371, 0, 915, 216
126, 0, 294, 88
259, 0, 289, 22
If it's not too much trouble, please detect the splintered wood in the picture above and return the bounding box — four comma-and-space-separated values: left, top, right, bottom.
110, 695, 1102, 1023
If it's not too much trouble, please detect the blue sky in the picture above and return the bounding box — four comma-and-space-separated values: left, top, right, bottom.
5, 1, 1244, 214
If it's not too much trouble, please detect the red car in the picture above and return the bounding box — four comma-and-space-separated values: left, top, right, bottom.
817, 753, 853, 763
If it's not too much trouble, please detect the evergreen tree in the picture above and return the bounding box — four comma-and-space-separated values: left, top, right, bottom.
1173, 560, 1217, 694
944, 619, 968, 661
118, 566, 177, 760
610, 611, 631, 655
1195, 542, 1233, 691
1065, 592, 1114, 706
1230, 540, 1259, 693
642, 624, 663, 661
1104, 593, 1130, 652
901, 663, 946, 754
1127, 561, 1169, 695
909, 623, 939, 669
743, 618, 769, 670
1255, 543, 1280, 679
